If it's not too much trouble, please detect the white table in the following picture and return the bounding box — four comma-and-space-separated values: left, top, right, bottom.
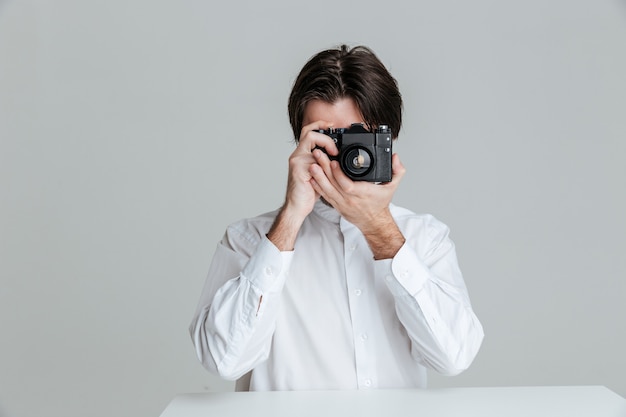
159, 386, 626, 417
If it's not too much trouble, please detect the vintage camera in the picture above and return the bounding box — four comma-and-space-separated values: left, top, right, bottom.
315, 123, 392, 182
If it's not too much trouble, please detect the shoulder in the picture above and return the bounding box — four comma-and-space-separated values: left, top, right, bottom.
222, 208, 280, 250
389, 203, 450, 235
389, 203, 454, 259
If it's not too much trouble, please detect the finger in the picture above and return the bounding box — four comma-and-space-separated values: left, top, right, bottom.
312, 148, 330, 164
313, 150, 346, 193
298, 121, 339, 155
300, 120, 334, 133
389, 153, 406, 184
312, 148, 333, 174
298, 131, 339, 155
309, 178, 321, 200
329, 160, 359, 194
309, 163, 341, 205
309, 177, 324, 201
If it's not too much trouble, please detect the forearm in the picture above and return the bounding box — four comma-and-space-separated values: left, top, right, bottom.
267, 205, 306, 251
190, 277, 275, 379
393, 281, 484, 375
190, 237, 290, 379
380, 241, 484, 375
360, 208, 406, 260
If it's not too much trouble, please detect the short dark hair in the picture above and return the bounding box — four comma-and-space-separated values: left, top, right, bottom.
288, 45, 402, 141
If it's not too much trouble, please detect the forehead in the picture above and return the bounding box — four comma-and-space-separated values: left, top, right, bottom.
302, 98, 364, 128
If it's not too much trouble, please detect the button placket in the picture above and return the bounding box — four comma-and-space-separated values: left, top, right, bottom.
341, 221, 376, 390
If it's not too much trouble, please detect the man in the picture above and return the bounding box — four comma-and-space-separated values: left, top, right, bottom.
190, 45, 484, 391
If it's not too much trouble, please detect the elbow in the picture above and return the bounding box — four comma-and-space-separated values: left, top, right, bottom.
430, 353, 471, 376
431, 323, 485, 377
188, 318, 253, 381
200, 351, 256, 382
214, 362, 249, 381
435, 361, 468, 377
189, 317, 225, 378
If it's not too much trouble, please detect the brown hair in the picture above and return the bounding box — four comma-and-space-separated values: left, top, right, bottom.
288, 45, 402, 141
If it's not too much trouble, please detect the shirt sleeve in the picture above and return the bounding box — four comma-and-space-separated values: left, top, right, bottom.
374, 219, 484, 376
189, 233, 293, 380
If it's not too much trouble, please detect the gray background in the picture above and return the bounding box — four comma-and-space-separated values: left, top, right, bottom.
1, 1, 625, 416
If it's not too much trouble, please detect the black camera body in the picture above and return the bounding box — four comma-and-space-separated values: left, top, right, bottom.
316, 123, 392, 182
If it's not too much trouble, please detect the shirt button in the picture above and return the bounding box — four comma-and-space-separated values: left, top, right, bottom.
349, 243, 357, 251
360, 333, 368, 341
354, 289, 362, 296
401, 270, 409, 279
264, 267, 273, 277
364, 379, 372, 387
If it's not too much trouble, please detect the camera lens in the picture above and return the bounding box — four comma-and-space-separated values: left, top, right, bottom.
341, 146, 373, 178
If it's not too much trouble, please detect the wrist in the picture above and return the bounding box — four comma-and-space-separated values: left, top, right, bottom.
267, 204, 307, 251
359, 209, 405, 260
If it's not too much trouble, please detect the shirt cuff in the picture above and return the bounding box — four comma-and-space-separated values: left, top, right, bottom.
241, 235, 293, 293
376, 241, 430, 297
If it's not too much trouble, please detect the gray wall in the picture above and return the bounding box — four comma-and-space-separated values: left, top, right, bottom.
1, 1, 625, 416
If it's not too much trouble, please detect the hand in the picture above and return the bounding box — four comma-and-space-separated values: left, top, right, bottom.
283, 121, 339, 220
267, 121, 338, 251
309, 151, 407, 259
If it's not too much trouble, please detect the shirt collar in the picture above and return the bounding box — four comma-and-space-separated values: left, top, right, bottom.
312, 199, 341, 224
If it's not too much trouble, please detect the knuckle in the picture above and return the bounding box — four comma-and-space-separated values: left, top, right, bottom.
343, 182, 356, 195
288, 155, 301, 170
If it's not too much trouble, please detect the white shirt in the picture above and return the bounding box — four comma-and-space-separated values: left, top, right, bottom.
190, 201, 484, 391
